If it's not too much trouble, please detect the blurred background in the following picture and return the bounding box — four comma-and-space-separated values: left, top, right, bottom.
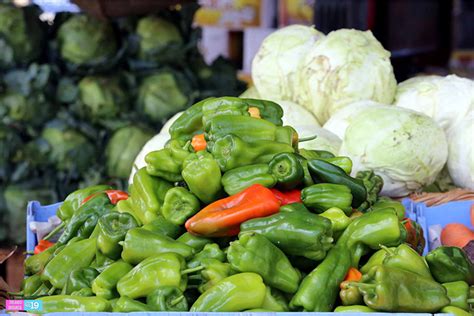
0, 0, 473, 290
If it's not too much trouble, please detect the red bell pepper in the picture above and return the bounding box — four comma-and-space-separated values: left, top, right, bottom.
34, 239, 55, 254
270, 188, 301, 205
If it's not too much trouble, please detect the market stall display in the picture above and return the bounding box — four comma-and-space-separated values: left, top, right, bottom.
13, 97, 473, 314
0, 2, 245, 245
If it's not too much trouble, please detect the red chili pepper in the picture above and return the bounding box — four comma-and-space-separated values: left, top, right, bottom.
34, 239, 55, 254
270, 188, 301, 205
105, 190, 129, 205
403, 217, 426, 255
185, 184, 281, 237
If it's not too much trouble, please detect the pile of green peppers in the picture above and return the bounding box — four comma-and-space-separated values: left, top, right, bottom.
18, 97, 472, 314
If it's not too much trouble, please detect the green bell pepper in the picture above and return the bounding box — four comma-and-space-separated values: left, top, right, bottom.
381, 243, 433, 279
426, 246, 474, 285
227, 232, 301, 293
145, 139, 191, 182
316, 157, 352, 174
299, 149, 335, 160
308, 158, 367, 208
38, 295, 111, 313
169, 98, 207, 140
41, 238, 96, 290
278, 202, 311, 213
91, 260, 133, 300
339, 281, 364, 306
295, 154, 314, 187
201, 97, 249, 130
274, 125, 298, 149
240, 206, 333, 260
176, 232, 212, 252
441, 306, 472, 316
112, 296, 151, 312
243, 98, 284, 126
269, 152, 304, 190
182, 151, 222, 204
146, 286, 188, 311
443, 281, 474, 311
347, 265, 450, 312
356, 170, 384, 211
190, 272, 266, 312
301, 183, 353, 214
57, 184, 111, 221
360, 247, 394, 274
369, 197, 406, 220
187, 243, 226, 269
116, 198, 141, 225
121, 227, 194, 264
97, 211, 138, 259
211, 134, 294, 172
197, 258, 234, 293
334, 305, 376, 313
289, 245, 352, 312
221, 163, 276, 195
24, 244, 59, 275
319, 207, 351, 232
142, 215, 183, 238
117, 253, 188, 299
62, 267, 99, 295
161, 187, 200, 225
20, 273, 43, 297
261, 286, 289, 311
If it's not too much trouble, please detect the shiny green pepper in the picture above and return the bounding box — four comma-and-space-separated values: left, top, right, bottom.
92, 260, 133, 300
221, 163, 276, 195
146, 286, 188, 311
301, 183, 353, 214
269, 152, 304, 190
97, 211, 138, 259
161, 187, 200, 225
145, 140, 191, 182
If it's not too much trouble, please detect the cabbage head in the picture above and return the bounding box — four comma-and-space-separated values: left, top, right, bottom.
239, 86, 260, 99
106, 126, 153, 179
339, 105, 448, 197
57, 15, 118, 65
0, 4, 43, 66
299, 29, 396, 124
252, 25, 324, 103
78, 76, 128, 120
0, 91, 52, 126
137, 70, 192, 123
41, 121, 96, 173
297, 125, 341, 155
447, 112, 474, 189
394, 75, 474, 134
323, 100, 384, 139
276, 100, 320, 128
137, 16, 183, 62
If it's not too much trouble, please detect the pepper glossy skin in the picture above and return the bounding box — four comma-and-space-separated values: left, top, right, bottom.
348, 265, 450, 312
57, 194, 113, 244
308, 159, 367, 208
146, 286, 188, 311
243, 98, 284, 126
274, 126, 298, 148
441, 305, 472, 316
197, 258, 234, 293
142, 215, 183, 239
182, 151, 222, 204
339, 281, 364, 306
295, 154, 314, 187
356, 170, 383, 211
201, 97, 249, 130
221, 164, 276, 195
370, 197, 406, 220
41, 238, 96, 290
381, 243, 433, 279
360, 247, 394, 274
299, 149, 335, 160
176, 232, 212, 252
290, 245, 351, 312
261, 286, 289, 311
426, 246, 474, 285
57, 184, 111, 221
187, 243, 226, 269
113, 296, 151, 312
318, 157, 353, 174
38, 295, 111, 313
240, 207, 333, 261
334, 305, 376, 313
24, 243, 58, 275
319, 207, 351, 232
190, 272, 266, 312
169, 98, 207, 140
301, 183, 353, 214
92, 260, 133, 300
62, 267, 99, 295
131, 168, 172, 225
121, 228, 194, 264
116, 198, 141, 225
443, 281, 474, 311
211, 134, 294, 172
21, 273, 43, 297
97, 212, 138, 259
269, 152, 304, 190
145, 140, 191, 182
117, 253, 187, 299
227, 232, 301, 293
161, 187, 200, 225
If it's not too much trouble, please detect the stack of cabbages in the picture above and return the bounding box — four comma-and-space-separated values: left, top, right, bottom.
0, 3, 244, 244
20, 98, 472, 315
250, 25, 474, 195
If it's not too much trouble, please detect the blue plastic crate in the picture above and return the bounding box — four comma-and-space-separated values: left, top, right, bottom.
26, 200, 62, 254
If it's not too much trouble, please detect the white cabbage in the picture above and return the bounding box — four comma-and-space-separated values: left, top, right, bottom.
299, 29, 397, 124
447, 112, 474, 189
252, 25, 324, 105
297, 125, 342, 155
394, 74, 474, 134
339, 105, 448, 197
276, 100, 320, 128
323, 100, 383, 139
128, 111, 183, 184
239, 86, 260, 99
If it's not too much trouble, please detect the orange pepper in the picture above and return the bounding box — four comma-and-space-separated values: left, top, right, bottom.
185, 184, 281, 237
191, 134, 207, 152
34, 239, 55, 254
341, 267, 362, 288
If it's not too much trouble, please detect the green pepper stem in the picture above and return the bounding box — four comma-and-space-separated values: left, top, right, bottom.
47, 286, 56, 296
181, 266, 205, 275
170, 295, 185, 306
379, 244, 395, 256
43, 222, 65, 241
298, 135, 317, 142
